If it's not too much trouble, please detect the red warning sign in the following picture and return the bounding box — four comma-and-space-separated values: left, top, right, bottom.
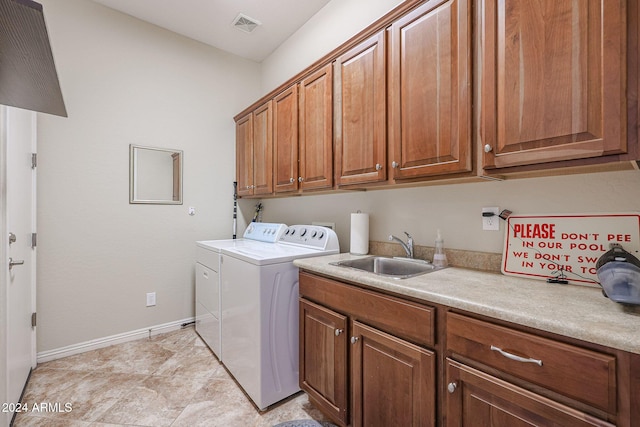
502, 213, 640, 286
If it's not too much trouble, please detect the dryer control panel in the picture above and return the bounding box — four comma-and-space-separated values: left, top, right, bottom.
243, 222, 287, 243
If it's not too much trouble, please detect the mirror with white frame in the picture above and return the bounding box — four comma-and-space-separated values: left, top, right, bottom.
129, 144, 183, 204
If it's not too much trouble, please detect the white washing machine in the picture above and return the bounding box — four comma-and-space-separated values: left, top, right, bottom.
195, 223, 287, 359
221, 224, 339, 410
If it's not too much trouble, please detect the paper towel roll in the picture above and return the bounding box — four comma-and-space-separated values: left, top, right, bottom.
350, 212, 369, 255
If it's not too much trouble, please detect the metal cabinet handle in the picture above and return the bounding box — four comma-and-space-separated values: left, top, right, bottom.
484, 144, 493, 153
447, 382, 457, 394
289, 177, 295, 183
391, 161, 399, 168
335, 328, 343, 336
298, 177, 304, 182
9, 258, 25, 270
490, 345, 543, 366
375, 163, 382, 171
350, 336, 359, 344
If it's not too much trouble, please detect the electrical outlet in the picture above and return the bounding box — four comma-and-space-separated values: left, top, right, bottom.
146, 292, 156, 307
482, 207, 500, 231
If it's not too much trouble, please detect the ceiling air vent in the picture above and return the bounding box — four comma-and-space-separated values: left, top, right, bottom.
232, 13, 261, 34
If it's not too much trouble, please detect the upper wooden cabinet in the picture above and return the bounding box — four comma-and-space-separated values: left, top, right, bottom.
252, 101, 274, 195
334, 31, 387, 186
273, 85, 299, 194
235, 112, 253, 197
299, 64, 334, 190
235, 0, 636, 197
389, 0, 472, 180
235, 101, 273, 197
479, 0, 627, 170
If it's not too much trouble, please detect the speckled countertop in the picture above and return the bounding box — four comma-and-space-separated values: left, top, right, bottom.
294, 253, 640, 355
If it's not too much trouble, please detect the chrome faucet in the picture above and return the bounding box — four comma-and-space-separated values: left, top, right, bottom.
389, 232, 413, 259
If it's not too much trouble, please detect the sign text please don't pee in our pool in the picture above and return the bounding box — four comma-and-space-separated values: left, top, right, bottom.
502, 214, 640, 286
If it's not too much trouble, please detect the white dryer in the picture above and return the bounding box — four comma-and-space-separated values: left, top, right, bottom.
195, 223, 287, 359
221, 224, 339, 410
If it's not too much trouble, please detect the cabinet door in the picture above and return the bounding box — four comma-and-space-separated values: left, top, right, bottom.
351, 321, 435, 427
300, 299, 348, 426
235, 112, 253, 197
479, 0, 627, 170
252, 101, 273, 195
445, 359, 614, 427
195, 263, 220, 358
389, 0, 472, 180
335, 30, 386, 186
299, 64, 333, 190
274, 85, 299, 193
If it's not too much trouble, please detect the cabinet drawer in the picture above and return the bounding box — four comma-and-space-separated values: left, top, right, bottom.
446, 312, 616, 413
300, 271, 434, 347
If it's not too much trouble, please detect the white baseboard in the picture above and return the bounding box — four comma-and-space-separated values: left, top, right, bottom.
36, 317, 195, 364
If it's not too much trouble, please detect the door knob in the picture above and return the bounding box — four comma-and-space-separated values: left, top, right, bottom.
391, 161, 399, 168
8, 232, 16, 245
289, 177, 295, 183
350, 336, 359, 344
334, 328, 343, 336
375, 163, 382, 171
9, 258, 25, 271
484, 144, 493, 153
298, 177, 304, 182
447, 382, 457, 394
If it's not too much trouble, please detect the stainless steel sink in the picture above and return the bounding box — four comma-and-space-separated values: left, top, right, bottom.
329, 256, 443, 279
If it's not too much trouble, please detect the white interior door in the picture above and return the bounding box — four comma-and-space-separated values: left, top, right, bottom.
1, 105, 37, 426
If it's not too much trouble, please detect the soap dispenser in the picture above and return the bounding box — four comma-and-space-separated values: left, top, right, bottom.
433, 229, 448, 268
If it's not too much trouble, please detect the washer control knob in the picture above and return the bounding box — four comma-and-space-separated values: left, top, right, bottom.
300, 228, 307, 237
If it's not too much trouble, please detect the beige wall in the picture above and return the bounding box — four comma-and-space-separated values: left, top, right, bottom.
259, 171, 640, 255
260, 0, 403, 94
36, 0, 260, 352
34, 0, 640, 354
258, 0, 640, 255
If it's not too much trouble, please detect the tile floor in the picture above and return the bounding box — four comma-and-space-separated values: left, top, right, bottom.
13, 326, 330, 427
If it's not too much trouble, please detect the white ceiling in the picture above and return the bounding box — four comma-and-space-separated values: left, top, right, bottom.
92, 0, 332, 62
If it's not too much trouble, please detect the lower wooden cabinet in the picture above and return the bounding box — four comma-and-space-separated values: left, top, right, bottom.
300, 299, 349, 425
446, 312, 616, 414
351, 321, 435, 427
445, 359, 614, 427
299, 270, 639, 426
299, 272, 437, 427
